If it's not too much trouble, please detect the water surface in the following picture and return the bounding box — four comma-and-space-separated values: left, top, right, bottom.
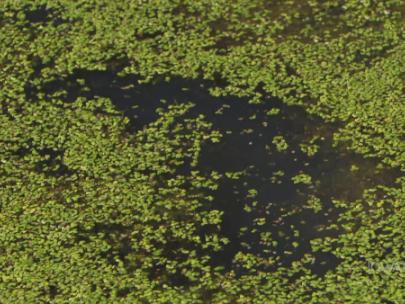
39, 70, 400, 275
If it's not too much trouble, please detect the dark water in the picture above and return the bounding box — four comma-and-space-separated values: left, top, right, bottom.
37, 70, 400, 276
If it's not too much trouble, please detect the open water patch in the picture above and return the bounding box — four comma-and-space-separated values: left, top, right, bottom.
34, 70, 400, 276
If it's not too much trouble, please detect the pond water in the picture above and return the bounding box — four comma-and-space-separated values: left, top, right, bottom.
41, 70, 400, 276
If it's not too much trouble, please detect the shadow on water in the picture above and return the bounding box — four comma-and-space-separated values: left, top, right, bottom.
37, 70, 400, 277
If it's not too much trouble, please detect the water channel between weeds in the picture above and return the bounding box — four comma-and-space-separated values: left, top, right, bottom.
43, 70, 400, 276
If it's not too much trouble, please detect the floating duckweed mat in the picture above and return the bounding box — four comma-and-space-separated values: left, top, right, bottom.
0, 1, 404, 303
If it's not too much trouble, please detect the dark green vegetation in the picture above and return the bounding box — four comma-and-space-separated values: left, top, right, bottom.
0, 1, 404, 303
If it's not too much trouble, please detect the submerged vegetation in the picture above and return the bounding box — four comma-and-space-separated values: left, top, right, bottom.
0, 0, 404, 303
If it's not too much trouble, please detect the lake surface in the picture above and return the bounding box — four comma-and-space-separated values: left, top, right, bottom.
42, 69, 400, 276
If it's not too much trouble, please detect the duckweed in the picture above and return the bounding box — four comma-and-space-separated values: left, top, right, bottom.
0, 1, 404, 303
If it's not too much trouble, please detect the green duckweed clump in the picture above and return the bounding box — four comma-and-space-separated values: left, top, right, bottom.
0, 1, 404, 303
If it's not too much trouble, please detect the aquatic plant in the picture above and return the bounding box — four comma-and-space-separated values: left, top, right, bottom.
0, 0, 404, 303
